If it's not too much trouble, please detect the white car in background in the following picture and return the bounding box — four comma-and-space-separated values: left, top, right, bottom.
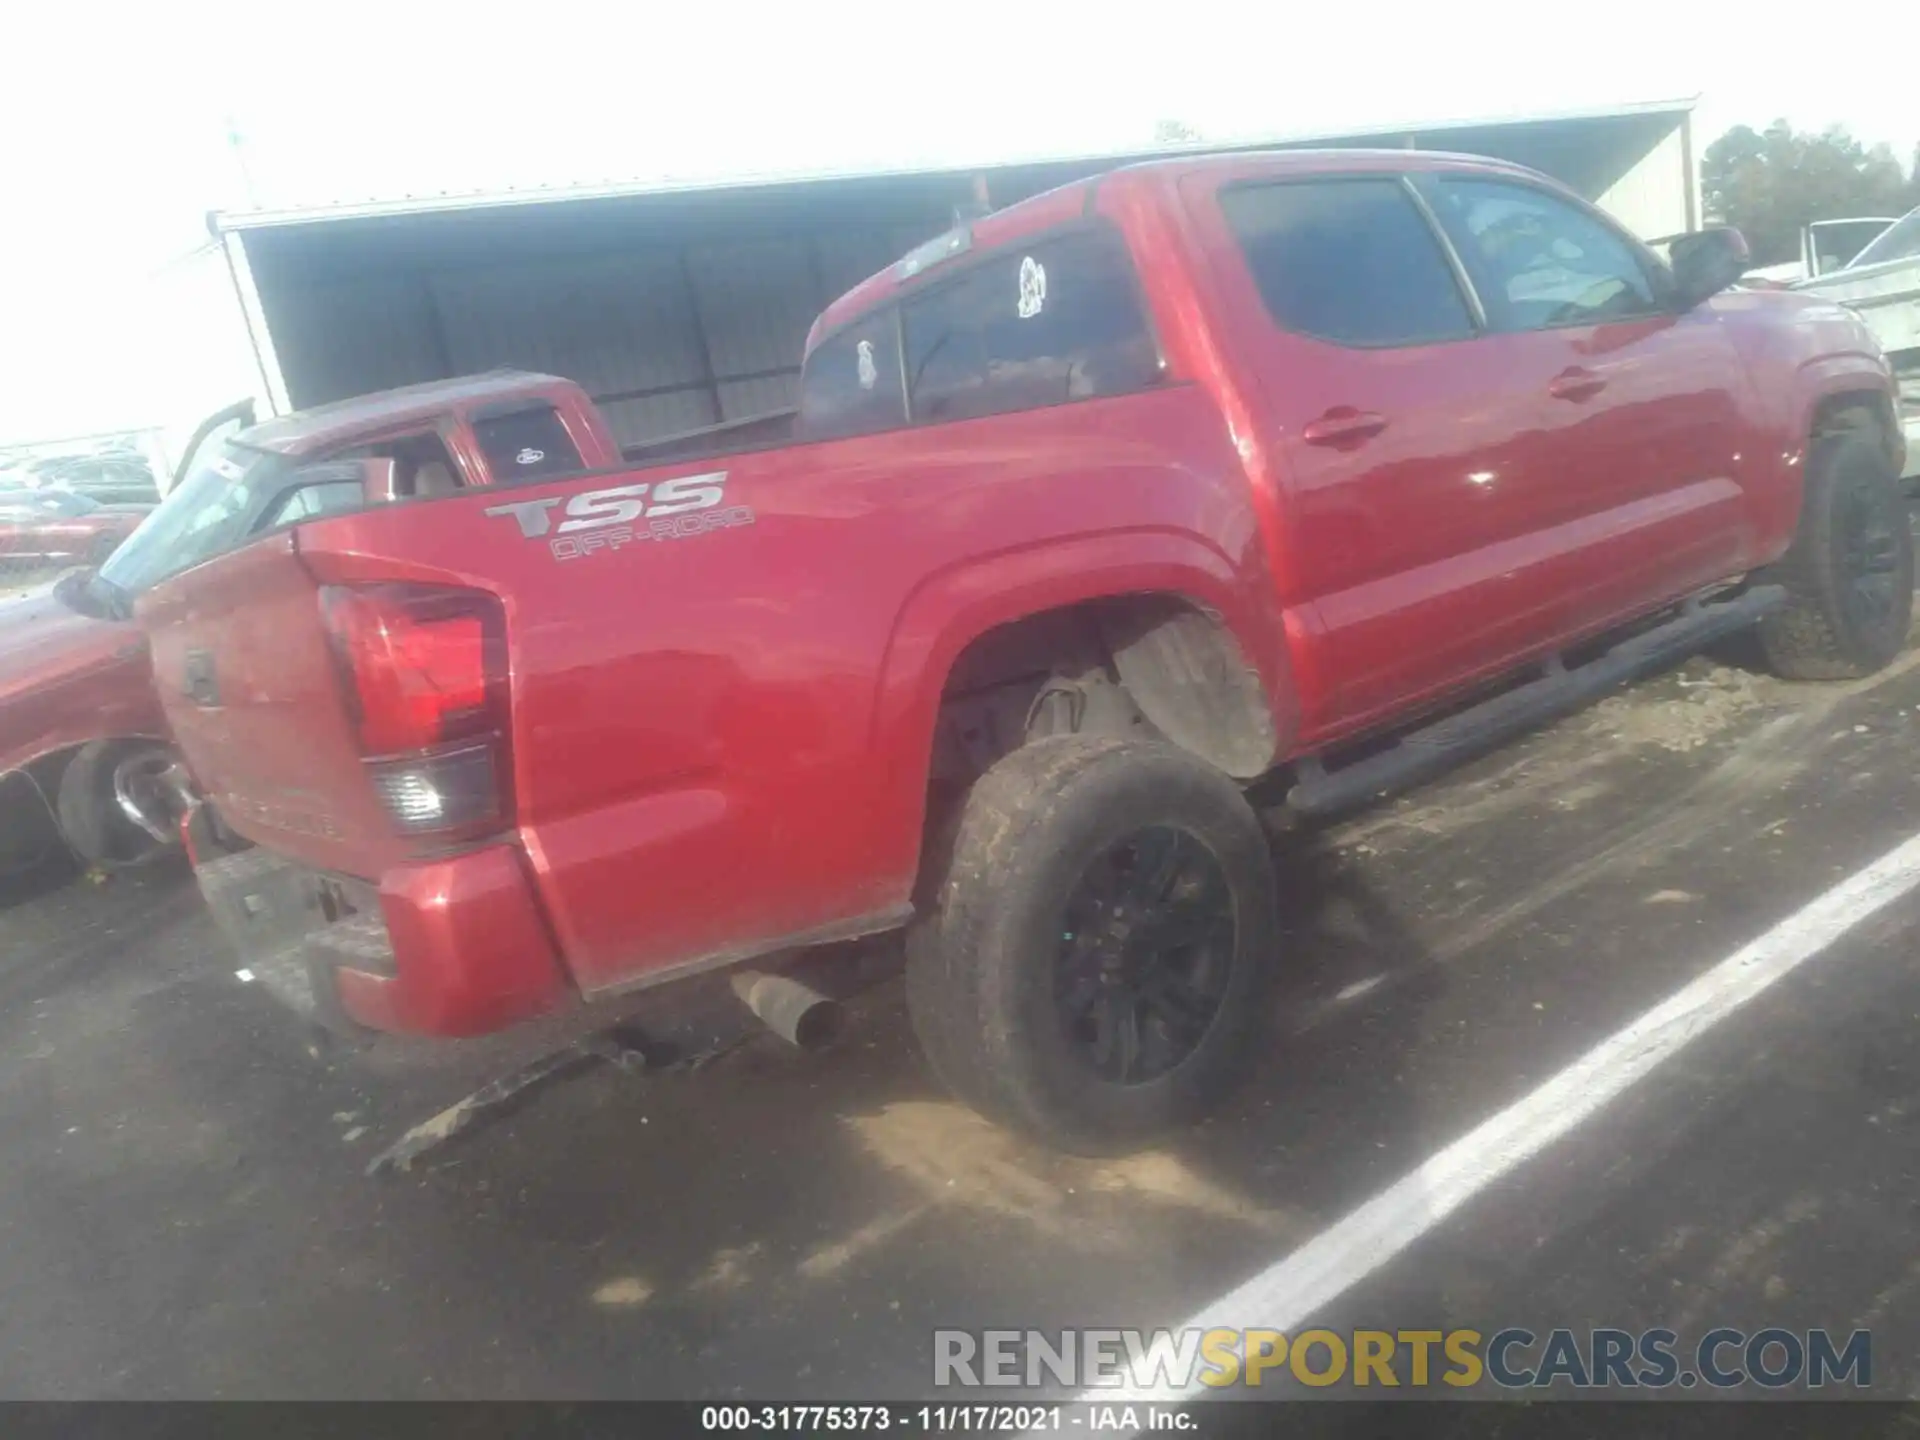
1745, 215, 1899, 285
1794, 207, 1920, 479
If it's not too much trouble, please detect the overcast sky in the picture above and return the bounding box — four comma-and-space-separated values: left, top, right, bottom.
3, 0, 1916, 443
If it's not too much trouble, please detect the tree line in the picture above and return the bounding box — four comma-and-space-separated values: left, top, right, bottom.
1704, 122, 1920, 264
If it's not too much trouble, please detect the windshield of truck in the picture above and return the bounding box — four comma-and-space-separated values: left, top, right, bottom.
1848, 209, 1920, 270
95, 440, 284, 598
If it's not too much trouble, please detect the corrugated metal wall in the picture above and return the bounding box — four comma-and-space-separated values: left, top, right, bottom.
264, 219, 936, 447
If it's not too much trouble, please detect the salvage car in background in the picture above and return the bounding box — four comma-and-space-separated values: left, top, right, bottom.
1794, 205, 1920, 478
1744, 215, 1898, 286
0, 488, 151, 565
0, 417, 245, 883
0, 571, 179, 880
14, 452, 162, 506
1, 375, 741, 886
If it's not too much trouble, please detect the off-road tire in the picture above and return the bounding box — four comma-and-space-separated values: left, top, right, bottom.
1758, 431, 1914, 680
56, 739, 179, 871
904, 736, 1278, 1153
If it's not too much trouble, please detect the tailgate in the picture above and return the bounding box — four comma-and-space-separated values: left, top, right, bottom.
138, 533, 404, 877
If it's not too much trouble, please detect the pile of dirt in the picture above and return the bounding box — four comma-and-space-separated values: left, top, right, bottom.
1585, 667, 1774, 753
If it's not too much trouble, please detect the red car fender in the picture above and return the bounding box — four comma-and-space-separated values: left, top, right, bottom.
0, 610, 166, 779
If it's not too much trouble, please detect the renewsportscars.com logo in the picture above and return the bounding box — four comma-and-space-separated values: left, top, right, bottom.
933, 1326, 1873, 1392
484, 471, 755, 561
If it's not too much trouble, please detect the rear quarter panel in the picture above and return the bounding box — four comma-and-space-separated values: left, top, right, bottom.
291, 384, 1281, 995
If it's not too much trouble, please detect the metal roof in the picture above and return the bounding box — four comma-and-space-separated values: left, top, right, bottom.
212, 96, 1697, 234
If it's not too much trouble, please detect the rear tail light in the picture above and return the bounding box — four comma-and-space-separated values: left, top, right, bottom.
366, 743, 501, 835
320, 585, 510, 842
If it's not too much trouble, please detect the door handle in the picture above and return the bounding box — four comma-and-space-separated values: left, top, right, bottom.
1301, 408, 1388, 446
1548, 367, 1607, 402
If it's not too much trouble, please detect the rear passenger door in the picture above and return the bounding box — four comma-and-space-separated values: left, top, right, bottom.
1416, 174, 1753, 637
1199, 173, 1573, 728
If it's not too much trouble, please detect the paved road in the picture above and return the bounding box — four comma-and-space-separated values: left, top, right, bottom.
2, 644, 1918, 1402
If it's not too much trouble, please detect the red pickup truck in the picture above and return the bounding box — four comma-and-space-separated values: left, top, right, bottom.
141, 150, 1910, 1151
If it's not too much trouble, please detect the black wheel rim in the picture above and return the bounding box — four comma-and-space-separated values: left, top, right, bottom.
1837, 485, 1902, 636
1053, 826, 1235, 1086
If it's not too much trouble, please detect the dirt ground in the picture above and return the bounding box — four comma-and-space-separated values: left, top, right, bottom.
4, 625, 1920, 1404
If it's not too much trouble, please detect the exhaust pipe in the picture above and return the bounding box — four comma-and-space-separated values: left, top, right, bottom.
730, 969, 844, 1050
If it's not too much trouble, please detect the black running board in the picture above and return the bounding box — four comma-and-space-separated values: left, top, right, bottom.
1287, 585, 1785, 819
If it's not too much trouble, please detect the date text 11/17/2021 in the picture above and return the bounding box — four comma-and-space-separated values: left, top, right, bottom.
699, 1404, 1192, 1431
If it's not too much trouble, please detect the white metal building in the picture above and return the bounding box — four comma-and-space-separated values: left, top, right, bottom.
211, 98, 1700, 449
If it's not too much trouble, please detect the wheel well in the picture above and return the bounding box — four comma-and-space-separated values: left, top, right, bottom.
930, 594, 1276, 785
1812, 391, 1899, 471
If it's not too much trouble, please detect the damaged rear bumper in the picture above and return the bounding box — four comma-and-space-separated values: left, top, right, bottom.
186, 805, 570, 1042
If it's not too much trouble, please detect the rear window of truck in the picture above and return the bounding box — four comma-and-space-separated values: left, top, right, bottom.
902, 228, 1161, 424
472, 405, 584, 481
796, 225, 1161, 438
798, 311, 907, 441
1220, 178, 1476, 348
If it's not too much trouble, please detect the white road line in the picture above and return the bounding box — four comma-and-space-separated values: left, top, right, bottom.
1093, 826, 1920, 1409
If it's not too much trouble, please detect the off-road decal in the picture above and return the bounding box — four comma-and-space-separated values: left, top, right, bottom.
548, 506, 756, 561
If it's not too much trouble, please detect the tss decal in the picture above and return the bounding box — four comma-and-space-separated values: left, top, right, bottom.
484, 472, 754, 561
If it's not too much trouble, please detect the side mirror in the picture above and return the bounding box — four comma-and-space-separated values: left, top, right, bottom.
1669, 226, 1750, 309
